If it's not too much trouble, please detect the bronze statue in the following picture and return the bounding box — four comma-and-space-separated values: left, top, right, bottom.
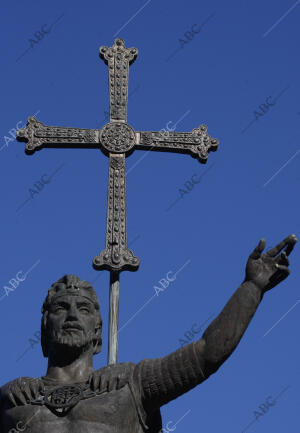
0, 235, 297, 433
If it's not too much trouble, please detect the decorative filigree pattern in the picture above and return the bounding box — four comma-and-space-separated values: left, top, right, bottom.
93, 154, 140, 272
137, 125, 218, 163
44, 385, 83, 410
99, 39, 138, 122
17, 117, 99, 152
100, 122, 136, 154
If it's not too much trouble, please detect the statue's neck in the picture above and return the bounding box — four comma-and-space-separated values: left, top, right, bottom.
46, 348, 94, 384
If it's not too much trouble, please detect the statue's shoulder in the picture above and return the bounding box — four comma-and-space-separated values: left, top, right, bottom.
2, 375, 38, 386
96, 361, 135, 374
91, 362, 136, 392
1, 377, 33, 394
1, 377, 41, 407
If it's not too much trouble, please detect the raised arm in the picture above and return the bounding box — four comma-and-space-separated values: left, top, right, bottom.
135, 235, 297, 412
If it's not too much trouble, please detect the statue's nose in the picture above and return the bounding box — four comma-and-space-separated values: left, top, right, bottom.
66, 306, 80, 321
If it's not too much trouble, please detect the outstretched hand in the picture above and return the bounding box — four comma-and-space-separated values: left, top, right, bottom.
245, 234, 298, 293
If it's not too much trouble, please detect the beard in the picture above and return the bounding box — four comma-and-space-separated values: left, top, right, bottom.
47, 328, 94, 359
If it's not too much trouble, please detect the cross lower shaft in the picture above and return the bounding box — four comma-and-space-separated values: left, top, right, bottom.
93, 153, 140, 272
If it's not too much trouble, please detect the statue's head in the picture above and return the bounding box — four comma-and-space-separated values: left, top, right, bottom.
41, 275, 102, 358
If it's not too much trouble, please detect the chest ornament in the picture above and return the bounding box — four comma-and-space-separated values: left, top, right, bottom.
32, 383, 107, 415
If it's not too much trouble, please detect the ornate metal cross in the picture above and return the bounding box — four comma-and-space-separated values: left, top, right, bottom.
17, 38, 219, 364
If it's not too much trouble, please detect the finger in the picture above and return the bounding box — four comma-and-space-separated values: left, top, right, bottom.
284, 234, 298, 256
94, 374, 101, 391
8, 390, 17, 407
13, 386, 27, 406
266, 265, 290, 290
100, 374, 109, 392
249, 239, 266, 259
38, 379, 44, 395
89, 374, 95, 391
29, 382, 36, 399
22, 383, 33, 403
91, 374, 100, 391
108, 376, 119, 392
266, 234, 298, 257
16, 393, 27, 405
29, 381, 40, 400
11, 383, 25, 406
276, 252, 290, 266
275, 264, 290, 275
116, 372, 127, 390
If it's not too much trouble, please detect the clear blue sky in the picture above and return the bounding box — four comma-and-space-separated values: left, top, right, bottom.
1, 0, 300, 432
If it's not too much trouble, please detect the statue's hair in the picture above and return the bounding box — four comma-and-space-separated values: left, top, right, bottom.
41, 275, 102, 357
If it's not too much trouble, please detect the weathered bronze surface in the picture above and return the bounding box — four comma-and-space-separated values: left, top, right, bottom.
16, 39, 218, 273
0, 236, 297, 433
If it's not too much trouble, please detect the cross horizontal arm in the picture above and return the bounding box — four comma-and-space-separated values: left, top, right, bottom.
17, 116, 100, 153
135, 125, 219, 163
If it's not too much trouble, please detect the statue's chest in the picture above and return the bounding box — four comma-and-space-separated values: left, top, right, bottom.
3, 385, 141, 433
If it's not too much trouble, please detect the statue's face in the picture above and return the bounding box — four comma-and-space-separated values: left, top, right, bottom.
46, 293, 97, 354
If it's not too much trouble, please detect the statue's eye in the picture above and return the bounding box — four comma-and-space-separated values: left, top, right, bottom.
54, 306, 66, 313
80, 307, 90, 314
